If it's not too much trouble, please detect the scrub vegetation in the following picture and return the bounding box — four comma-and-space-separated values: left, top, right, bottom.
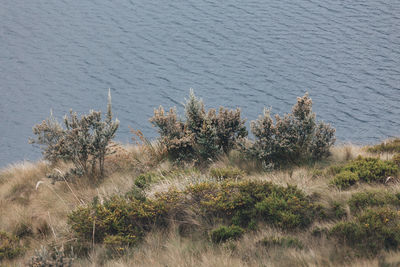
1, 91, 399, 266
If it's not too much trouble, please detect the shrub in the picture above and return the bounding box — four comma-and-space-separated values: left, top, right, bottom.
209, 166, 244, 180
330, 170, 359, 189
210, 225, 244, 243
69, 180, 319, 248
249, 93, 335, 166
134, 172, 160, 189
150, 90, 247, 163
393, 154, 400, 166
30, 90, 119, 177
330, 207, 400, 255
0, 231, 23, 260
342, 156, 398, 183
348, 190, 400, 213
28, 246, 74, 267
367, 138, 400, 154
260, 236, 303, 249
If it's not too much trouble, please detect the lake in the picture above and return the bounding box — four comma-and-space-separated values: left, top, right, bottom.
1, 0, 399, 167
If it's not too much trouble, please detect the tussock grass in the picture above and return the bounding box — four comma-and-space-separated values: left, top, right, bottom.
1, 142, 400, 266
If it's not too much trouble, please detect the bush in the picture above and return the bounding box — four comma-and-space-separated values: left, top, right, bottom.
210, 225, 244, 243
30, 90, 119, 177
249, 93, 335, 166
393, 154, 400, 166
150, 90, 247, 163
134, 172, 160, 189
28, 246, 74, 267
367, 138, 400, 154
209, 166, 244, 180
330, 170, 359, 189
330, 207, 400, 255
0, 231, 23, 261
260, 236, 303, 249
348, 190, 400, 213
342, 156, 398, 183
69, 180, 319, 248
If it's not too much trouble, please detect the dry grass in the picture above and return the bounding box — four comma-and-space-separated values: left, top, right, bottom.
1, 143, 400, 266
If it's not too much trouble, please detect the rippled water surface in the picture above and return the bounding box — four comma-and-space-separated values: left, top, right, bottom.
1, 0, 399, 166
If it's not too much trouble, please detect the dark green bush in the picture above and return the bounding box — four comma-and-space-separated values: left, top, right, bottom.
330, 170, 359, 189
150, 90, 247, 163
393, 154, 400, 166
260, 236, 303, 249
348, 190, 400, 213
209, 166, 244, 180
210, 225, 244, 243
330, 207, 400, 255
367, 138, 400, 154
249, 93, 335, 166
0, 231, 23, 261
134, 172, 160, 189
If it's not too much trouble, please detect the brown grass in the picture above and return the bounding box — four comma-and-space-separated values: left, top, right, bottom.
1, 143, 400, 266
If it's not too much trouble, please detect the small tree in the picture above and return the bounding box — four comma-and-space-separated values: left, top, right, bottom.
30, 90, 119, 177
249, 93, 335, 166
149, 90, 247, 163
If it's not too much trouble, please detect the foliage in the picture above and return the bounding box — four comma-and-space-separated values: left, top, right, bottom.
248, 93, 335, 166
330, 170, 359, 189
341, 156, 398, 184
260, 236, 303, 249
210, 225, 244, 243
30, 90, 119, 177
149, 90, 247, 163
330, 207, 400, 255
28, 246, 74, 267
209, 166, 244, 180
367, 138, 400, 154
0, 231, 23, 261
348, 190, 400, 213
69, 180, 319, 248
134, 172, 160, 189
393, 154, 400, 166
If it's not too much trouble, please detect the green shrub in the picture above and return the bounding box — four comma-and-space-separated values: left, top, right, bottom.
249, 93, 335, 166
150, 90, 247, 163
134, 172, 160, 189
210, 225, 244, 243
367, 138, 400, 154
30, 90, 119, 177
331, 201, 347, 219
330, 170, 359, 189
393, 154, 400, 166
209, 166, 244, 180
330, 207, 400, 255
342, 157, 398, 183
0, 231, 23, 260
69, 180, 319, 248
260, 236, 303, 249
348, 190, 400, 213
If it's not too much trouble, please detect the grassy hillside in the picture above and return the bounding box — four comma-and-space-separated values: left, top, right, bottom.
1, 141, 400, 266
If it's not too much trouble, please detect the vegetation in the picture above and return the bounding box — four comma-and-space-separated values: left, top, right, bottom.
30, 90, 119, 178
367, 138, 400, 154
2, 91, 400, 266
247, 94, 336, 168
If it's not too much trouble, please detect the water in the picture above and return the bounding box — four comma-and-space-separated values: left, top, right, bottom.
1, 0, 399, 167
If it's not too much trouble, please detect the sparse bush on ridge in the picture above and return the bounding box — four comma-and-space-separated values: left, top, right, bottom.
30, 90, 119, 178
150, 90, 247, 163
367, 138, 400, 154
248, 93, 336, 167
